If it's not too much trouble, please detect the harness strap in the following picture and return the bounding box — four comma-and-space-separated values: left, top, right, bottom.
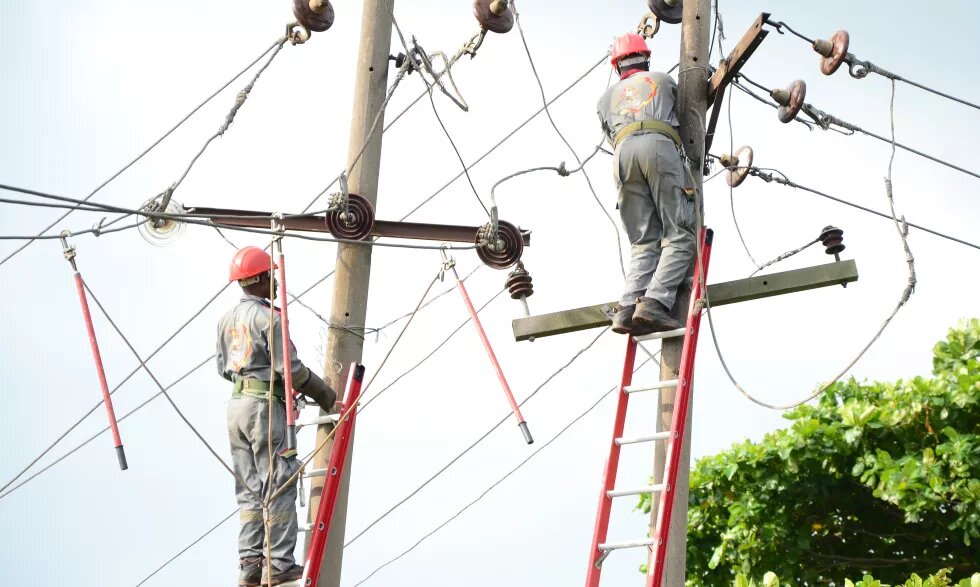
613, 119, 682, 150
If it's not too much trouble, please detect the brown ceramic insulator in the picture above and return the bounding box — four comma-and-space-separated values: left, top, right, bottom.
726, 145, 754, 188
324, 194, 374, 241
647, 0, 683, 24
473, 0, 514, 34
505, 264, 534, 299
814, 30, 849, 76
774, 79, 807, 124
292, 0, 335, 33
476, 220, 524, 269
819, 225, 845, 255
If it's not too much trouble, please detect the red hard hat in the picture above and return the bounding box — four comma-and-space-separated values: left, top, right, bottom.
229, 246, 275, 282
611, 33, 651, 68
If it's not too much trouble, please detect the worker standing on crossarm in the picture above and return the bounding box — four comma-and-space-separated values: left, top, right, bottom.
217, 246, 338, 587
597, 33, 697, 335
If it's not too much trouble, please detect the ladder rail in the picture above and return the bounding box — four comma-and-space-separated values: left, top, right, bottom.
301, 363, 366, 586
646, 228, 714, 587
583, 337, 638, 585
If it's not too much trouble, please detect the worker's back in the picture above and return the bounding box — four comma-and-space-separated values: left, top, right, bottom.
597, 70, 679, 146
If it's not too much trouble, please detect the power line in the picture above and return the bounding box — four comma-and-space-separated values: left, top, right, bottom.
396, 52, 609, 221
389, 16, 491, 217
0, 184, 483, 251
766, 19, 980, 112
133, 509, 237, 587
514, 7, 626, 279
82, 282, 256, 494
0, 37, 288, 268
351, 354, 659, 587
742, 167, 980, 252
736, 72, 980, 181
123, 280, 506, 585
703, 79, 918, 411
345, 326, 613, 548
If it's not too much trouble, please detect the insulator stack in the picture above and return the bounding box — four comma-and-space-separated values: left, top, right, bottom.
506, 262, 534, 300
292, 0, 335, 32
819, 225, 845, 258
476, 220, 524, 270
771, 80, 807, 124
324, 193, 375, 241
473, 0, 514, 34
813, 30, 850, 76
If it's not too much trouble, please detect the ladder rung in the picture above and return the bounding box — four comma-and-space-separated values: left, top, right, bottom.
607, 484, 664, 498
615, 431, 671, 446
623, 379, 678, 394
303, 468, 328, 479
299, 522, 313, 532
297, 414, 340, 428
633, 327, 687, 342
598, 537, 657, 551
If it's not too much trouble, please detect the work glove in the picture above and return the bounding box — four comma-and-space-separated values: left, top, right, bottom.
296, 367, 338, 413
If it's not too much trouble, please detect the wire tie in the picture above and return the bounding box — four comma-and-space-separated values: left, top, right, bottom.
92, 217, 107, 237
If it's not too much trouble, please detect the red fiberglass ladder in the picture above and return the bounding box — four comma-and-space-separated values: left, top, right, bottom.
300, 363, 365, 587
585, 228, 713, 587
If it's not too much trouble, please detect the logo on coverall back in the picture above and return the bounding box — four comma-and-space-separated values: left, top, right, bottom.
617, 78, 658, 115
226, 323, 253, 371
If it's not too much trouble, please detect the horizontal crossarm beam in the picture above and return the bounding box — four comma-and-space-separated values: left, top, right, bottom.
511, 260, 858, 341
186, 206, 531, 246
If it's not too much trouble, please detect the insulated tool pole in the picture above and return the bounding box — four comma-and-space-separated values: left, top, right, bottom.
443, 251, 533, 444
303, 363, 365, 587
272, 218, 297, 451
59, 232, 127, 470
647, 229, 713, 587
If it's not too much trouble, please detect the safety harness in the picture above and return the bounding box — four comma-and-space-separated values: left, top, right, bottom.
613, 119, 682, 150
232, 378, 287, 402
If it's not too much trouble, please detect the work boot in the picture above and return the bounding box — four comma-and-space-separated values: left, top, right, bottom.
611, 304, 635, 334
239, 557, 263, 587
262, 563, 304, 586
632, 297, 684, 332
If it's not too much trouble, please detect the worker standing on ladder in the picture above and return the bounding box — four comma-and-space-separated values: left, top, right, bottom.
217, 246, 338, 586
597, 33, 697, 335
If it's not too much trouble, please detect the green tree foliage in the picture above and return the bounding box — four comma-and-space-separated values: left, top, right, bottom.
732, 569, 979, 587
637, 319, 979, 586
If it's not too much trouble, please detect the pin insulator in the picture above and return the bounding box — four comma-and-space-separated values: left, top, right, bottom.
506, 262, 534, 299
324, 193, 374, 241
819, 225, 845, 255
476, 220, 524, 270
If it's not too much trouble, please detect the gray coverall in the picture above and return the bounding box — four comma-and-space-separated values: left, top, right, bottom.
597, 70, 697, 309
216, 294, 307, 571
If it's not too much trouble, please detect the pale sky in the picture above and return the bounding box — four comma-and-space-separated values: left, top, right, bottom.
1, 1, 978, 586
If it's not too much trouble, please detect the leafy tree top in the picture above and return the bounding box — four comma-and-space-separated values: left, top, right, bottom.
637, 319, 979, 586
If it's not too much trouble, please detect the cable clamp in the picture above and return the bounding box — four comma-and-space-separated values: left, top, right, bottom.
270, 213, 286, 243
438, 244, 457, 282
556, 162, 570, 177
59, 230, 77, 264
286, 23, 310, 46
91, 217, 107, 237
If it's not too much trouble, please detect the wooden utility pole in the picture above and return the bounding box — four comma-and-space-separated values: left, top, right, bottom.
647, 0, 711, 584
309, 2, 394, 586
